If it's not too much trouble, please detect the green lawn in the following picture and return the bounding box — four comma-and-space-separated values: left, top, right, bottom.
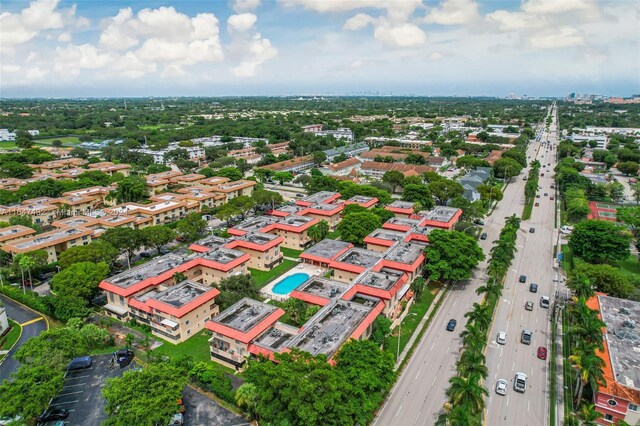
33, 136, 101, 145
0, 319, 21, 350
560, 244, 574, 272
326, 230, 341, 239
616, 256, 640, 280
280, 247, 303, 258
250, 259, 297, 287
0, 142, 18, 150
152, 330, 231, 373
385, 287, 437, 358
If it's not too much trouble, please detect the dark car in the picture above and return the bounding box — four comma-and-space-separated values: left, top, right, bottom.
519, 275, 527, 283
525, 301, 534, 311
529, 283, 538, 293
537, 346, 548, 360
480, 232, 488, 240
67, 356, 92, 371
529, 227, 535, 233
535, 202, 540, 206
139, 252, 151, 258
446, 319, 457, 331
295, 193, 305, 198
37, 408, 69, 423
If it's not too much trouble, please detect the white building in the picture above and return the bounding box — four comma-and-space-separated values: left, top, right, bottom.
133, 143, 205, 164
571, 134, 608, 149
315, 128, 354, 142
27, 130, 40, 137
0, 301, 8, 336
0, 129, 16, 142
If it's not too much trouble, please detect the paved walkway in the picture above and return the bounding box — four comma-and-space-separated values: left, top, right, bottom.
394, 286, 448, 370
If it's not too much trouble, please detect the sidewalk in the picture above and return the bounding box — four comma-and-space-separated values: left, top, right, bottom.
394, 287, 448, 370
554, 314, 565, 425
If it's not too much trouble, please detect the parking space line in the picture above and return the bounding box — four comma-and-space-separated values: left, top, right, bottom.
65, 375, 90, 379
56, 391, 84, 397
52, 400, 79, 405
63, 383, 85, 388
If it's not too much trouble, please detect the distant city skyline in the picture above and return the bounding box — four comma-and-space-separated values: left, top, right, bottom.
1, 0, 638, 97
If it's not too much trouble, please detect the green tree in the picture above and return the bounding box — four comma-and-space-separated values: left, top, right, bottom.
70, 147, 90, 159
215, 203, 241, 226
141, 226, 175, 254
51, 139, 63, 147
578, 403, 603, 426
217, 274, 259, 309
425, 230, 485, 282
102, 363, 187, 426
446, 373, 488, 414
102, 227, 144, 268
15, 326, 85, 369
252, 189, 283, 211
428, 179, 464, 205
175, 213, 207, 242
308, 220, 330, 243
253, 168, 274, 183
617, 161, 639, 176
608, 182, 625, 202
337, 211, 382, 245
410, 277, 427, 301
0, 365, 64, 420
493, 157, 523, 179
568, 220, 631, 264
52, 261, 109, 301
283, 297, 309, 326
58, 239, 119, 269
477, 184, 503, 206
235, 383, 260, 420
216, 167, 243, 181
402, 184, 435, 210
229, 196, 255, 220
571, 262, 634, 299
273, 171, 294, 185
108, 175, 149, 204
312, 151, 327, 165
382, 170, 405, 193
370, 315, 392, 346
0, 162, 33, 179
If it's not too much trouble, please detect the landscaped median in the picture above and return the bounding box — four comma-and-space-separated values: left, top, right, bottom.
522, 160, 541, 220
0, 319, 21, 354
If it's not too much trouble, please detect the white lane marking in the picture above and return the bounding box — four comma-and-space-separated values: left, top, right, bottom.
62, 383, 85, 388
416, 369, 421, 379
432, 375, 438, 385
528, 401, 531, 412
512, 362, 515, 371
55, 390, 84, 397
395, 405, 403, 418
52, 400, 79, 405
507, 395, 510, 406
415, 411, 421, 424
65, 375, 90, 380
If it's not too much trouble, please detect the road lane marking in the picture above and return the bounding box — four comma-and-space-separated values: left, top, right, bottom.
416, 370, 421, 379
431, 375, 437, 385
55, 391, 83, 397
415, 412, 421, 423
62, 383, 85, 388
20, 317, 44, 326
507, 395, 510, 406
395, 405, 403, 418
528, 401, 530, 412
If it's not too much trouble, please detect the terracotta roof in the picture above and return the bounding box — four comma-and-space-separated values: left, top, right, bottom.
360, 161, 435, 175
327, 157, 360, 172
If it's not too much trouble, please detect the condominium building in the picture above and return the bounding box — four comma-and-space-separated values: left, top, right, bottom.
3, 227, 93, 262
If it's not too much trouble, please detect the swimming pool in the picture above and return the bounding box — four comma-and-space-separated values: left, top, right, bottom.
272, 272, 310, 295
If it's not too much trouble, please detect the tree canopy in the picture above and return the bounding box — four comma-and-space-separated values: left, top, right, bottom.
337, 211, 382, 245
52, 261, 110, 301
568, 220, 632, 264
175, 213, 207, 242
425, 229, 485, 281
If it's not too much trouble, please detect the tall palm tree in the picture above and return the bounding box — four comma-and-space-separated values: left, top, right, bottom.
475, 281, 501, 302
18, 254, 36, 293
457, 350, 488, 379
461, 323, 486, 350
579, 403, 603, 426
435, 404, 481, 426
446, 373, 488, 414
569, 348, 606, 403
308, 220, 329, 244
465, 302, 492, 331
567, 273, 594, 299
235, 383, 259, 420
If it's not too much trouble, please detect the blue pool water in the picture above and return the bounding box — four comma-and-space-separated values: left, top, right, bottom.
272, 273, 310, 295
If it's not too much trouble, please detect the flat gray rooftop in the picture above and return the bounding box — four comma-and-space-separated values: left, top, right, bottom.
295, 276, 350, 300
385, 217, 422, 227
253, 323, 298, 352
357, 269, 405, 291
599, 295, 640, 390
334, 247, 382, 268
13, 228, 87, 250
347, 195, 376, 203
287, 300, 373, 357
214, 298, 279, 333
239, 232, 279, 245
384, 242, 424, 264
136, 280, 208, 307
275, 205, 302, 214
302, 239, 352, 260
307, 203, 340, 212
300, 191, 339, 204
217, 180, 251, 190
387, 200, 415, 209
192, 235, 229, 249
235, 216, 277, 232
278, 215, 314, 226
201, 246, 246, 264
108, 253, 190, 288
422, 206, 461, 223
367, 228, 406, 242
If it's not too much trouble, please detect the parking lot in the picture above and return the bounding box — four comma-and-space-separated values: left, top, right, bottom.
47, 353, 136, 426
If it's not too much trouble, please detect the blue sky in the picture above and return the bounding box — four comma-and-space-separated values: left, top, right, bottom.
1, 0, 638, 97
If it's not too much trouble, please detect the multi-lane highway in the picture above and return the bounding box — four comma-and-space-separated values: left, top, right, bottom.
375, 105, 558, 426
484, 103, 563, 425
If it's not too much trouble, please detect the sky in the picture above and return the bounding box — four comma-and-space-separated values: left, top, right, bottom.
0, 0, 638, 98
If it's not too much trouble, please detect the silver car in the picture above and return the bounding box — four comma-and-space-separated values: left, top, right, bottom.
497, 331, 506, 345
496, 379, 508, 395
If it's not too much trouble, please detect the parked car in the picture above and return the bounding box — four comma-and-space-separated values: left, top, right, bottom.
0, 415, 22, 426
480, 232, 488, 240
540, 296, 550, 309
535, 202, 540, 206
497, 331, 506, 345
495, 379, 508, 395
139, 252, 151, 258
536, 194, 540, 198
514, 372, 528, 393
550, 196, 554, 200
544, 193, 548, 196
37, 408, 69, 423
446, 319, 457, 331
519, 275, 527, 283
521, 330, 533, 345
537, 346, 548, 360
67, 356, 92, 371
525, 301, 534, 311
295, 193, 304, 198
529, 283, 538, 293
529, 227, 535, 233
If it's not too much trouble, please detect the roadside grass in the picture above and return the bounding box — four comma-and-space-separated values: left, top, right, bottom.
280, 247, 303, 258
326, 230, 340, 239
384, 284, 437, 359
550, 316, 557, 426
249, 259, 297, 287
562, 309, 574, 418
560, 244, 574, 272
522, 202, 533, 220
0, 319, 21, 350
0, 142, 18, 149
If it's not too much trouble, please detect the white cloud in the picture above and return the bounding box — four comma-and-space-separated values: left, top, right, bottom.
25, 67, 48, 81
429, 51, 444, 60
228, 13, 257, 32
344, 13, 375, 31
53, 43, 114, 75
0, 0, 69, 50
57, 31, 71, 42
529, 26, 584, 49
98, 8, 139, 51
229, 32, 278, 77
374, 23, 426, 47
424, 0, 480, 25
233, 0, 261, 13
485, 10, 543, 31
522, 0, 598, 15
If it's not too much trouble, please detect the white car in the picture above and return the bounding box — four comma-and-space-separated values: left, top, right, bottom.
497, 331, 506, 345
560, 226, 573, 234
495, 379, 508, 395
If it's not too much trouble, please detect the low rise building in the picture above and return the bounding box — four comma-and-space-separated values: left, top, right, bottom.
418, 206, 462, 230
3, 227, 93, 262
208, 180, 256, 203
0, 225, 37, 246
222, 232, 284, 271
260, 155, 314, 173
385, 200, 416, 218
360, 161, 435, 178
299, 239, 353, 267
330, 247, 383, 283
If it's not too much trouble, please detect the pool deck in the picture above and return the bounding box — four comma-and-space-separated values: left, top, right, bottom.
260, 263, 326, 302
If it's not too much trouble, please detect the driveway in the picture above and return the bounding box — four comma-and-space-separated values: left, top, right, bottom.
183, 385, 248, 426
0, 294, 48, 382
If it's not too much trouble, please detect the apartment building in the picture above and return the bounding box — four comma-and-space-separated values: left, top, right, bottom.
364, 228, 407, 252
268, 142, 290, 156
295, 191, 341, 207
360, 161, 435, 178
3, 227, 93, 262
260, 155, 314, 173
297, 203, 343, 230
0, 200, 59, 226
106, 200, 189, 227
146, 177, 170, 194
299, 239, 353, 267
169, 173, 206, 187
0, 225, 37, 246
62, 186, 114, 207
418, 206, 462, 231
385, 200, 416, 218
229, 215, 319, 250
87, 162, 131, 177
175, 187, 226, 210
330, 247, 383, 283
587, 294, 640, 425
208, 180, 256, 203
321, 157, 362, 176
343, 195, 378, 209
29, 158, 87, 174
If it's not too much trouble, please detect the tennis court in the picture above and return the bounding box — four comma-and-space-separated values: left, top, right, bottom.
595, 203, 620, 210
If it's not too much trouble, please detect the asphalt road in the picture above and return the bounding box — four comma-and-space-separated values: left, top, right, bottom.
0, 294, 48, 382
484, 104, 564, 425
374, 112, 549, 425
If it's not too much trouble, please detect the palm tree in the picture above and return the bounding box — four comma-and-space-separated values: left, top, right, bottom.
173, 272, 187, 284
570, 347, 606, 403
457, 350, 488, 379
567, 273, 594, 299
18, 254, 36, 293
307, 220, 329, 243
235, 383, 259, 420
461, 323, 486, 351
464, 302, 492, 331
475, 281, 501, 302
579, 403, 603, 426
435, 404, 481, 426
446, 374, 488, 414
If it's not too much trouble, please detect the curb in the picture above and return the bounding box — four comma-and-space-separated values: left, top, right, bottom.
0, 319, 23, 366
